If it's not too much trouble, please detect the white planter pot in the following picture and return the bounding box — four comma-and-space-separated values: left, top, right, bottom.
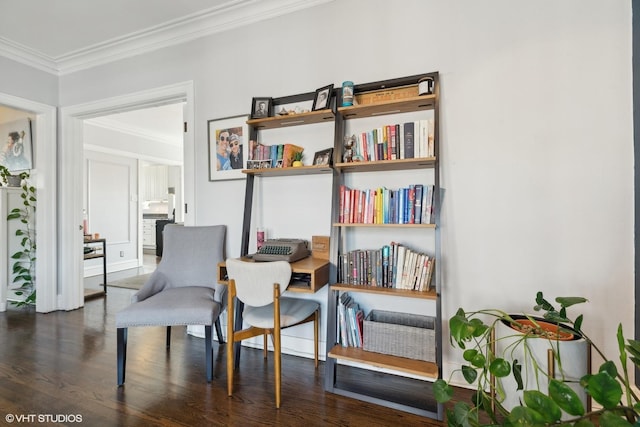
495, 315, 588, 417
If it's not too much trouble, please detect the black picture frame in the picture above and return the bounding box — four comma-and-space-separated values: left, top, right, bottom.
251, 97, 272, 119
312, 84, 333, 111
313, 148, 333, 166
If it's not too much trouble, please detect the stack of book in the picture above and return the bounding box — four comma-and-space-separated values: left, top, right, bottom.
348, 117, 435, 162
338, 184, 434, 224
338, 242, 435, 292
247, 141, 303, 169
337, 292, 364, 348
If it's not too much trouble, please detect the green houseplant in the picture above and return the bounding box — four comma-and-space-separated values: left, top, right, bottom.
434, 292, 640, 426
0, 166, 36, 306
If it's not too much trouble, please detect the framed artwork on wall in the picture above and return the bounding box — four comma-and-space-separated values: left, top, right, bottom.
0, 118, 33, 172
207, 114, 249, 181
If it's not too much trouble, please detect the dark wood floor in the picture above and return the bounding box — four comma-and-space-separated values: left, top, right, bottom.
0, 286, 461, 426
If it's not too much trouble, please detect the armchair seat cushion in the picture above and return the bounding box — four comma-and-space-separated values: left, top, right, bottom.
116, 287, 221, 328
244, 297, 319, 329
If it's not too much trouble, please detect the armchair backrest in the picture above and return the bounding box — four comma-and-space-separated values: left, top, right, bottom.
225, 258, 291, 308
157, 225, 226, 297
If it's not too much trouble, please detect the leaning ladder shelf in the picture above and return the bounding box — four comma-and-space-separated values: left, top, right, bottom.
324, 72, 443, 420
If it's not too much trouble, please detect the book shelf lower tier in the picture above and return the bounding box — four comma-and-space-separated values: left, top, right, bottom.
331, 283, 437, 299
328, 345, 438, 379
326, 359, 442, 419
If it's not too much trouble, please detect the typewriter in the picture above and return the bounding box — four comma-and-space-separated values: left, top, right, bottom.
253, 238, 311, 263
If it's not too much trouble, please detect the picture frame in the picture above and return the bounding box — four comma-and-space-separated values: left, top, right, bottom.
207, 114, 249, 181
312, 84, 333, 111
251, 97, 272, 119
313, 148, 333, 166
0, 118, 33, 172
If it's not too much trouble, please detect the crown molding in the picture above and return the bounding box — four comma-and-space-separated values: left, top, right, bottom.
0, 0, 333, 76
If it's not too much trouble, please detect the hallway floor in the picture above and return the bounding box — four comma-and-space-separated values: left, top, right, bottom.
84, 254, 159, 298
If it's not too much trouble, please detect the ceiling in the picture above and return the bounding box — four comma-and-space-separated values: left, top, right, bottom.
0, 0, 331, 75
0, 0, 330, 148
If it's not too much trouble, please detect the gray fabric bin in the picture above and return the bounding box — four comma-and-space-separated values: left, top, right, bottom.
363, 310, 436, 362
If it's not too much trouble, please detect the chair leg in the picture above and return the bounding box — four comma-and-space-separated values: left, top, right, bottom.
227, 286, 235, 397
314, 309, 319, 369
215, 317, 225, 344
117, 328, 127, 386
166, 326, 171, 348
263, 334, 268, 359
274, 285, 282, 409
205, 325, 213, 382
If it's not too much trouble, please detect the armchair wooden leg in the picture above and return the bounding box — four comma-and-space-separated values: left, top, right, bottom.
117, 328, 127, 386
205, 325, 213, 382
166, 326, 171, 348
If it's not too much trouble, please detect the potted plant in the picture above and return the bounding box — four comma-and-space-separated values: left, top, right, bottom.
0, 168, 36, 306
0, 165, 25, 187
434, 292, 640, 425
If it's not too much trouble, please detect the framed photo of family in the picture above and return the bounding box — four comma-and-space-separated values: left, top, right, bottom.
207, 114, 249, 181
0, 118, 33, 172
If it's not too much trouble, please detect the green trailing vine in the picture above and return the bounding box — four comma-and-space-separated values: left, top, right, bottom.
0, 165, 36, 306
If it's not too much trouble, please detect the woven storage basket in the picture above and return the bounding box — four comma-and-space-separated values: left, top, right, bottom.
363, 310, 436, 362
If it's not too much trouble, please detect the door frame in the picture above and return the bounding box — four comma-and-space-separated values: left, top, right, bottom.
59, 81, 195, 310
0, 93, 57, 312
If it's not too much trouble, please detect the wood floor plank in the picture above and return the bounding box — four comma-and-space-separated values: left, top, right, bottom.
0, 286, 464, 426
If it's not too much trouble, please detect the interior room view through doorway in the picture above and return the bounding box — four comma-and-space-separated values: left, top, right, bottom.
82, 102, 185, 298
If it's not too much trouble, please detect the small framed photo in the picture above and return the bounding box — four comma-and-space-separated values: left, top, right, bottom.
312, 84, 333, 111
251, 97, 272, 119
313, 148, 333, 166
207, 114, 249, 181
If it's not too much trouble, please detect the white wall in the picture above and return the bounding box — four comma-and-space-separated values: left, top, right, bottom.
83, 150, 139, 274
57, 0, 633, 381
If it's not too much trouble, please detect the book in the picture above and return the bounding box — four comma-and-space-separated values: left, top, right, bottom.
403, 122, 415, 159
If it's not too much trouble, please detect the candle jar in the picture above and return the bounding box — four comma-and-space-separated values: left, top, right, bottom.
342, 81, 354, 107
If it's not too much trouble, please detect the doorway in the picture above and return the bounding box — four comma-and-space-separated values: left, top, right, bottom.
59, 81, 195, 310
82, 103, 185, 298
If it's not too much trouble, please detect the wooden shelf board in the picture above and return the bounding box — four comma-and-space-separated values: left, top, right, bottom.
330, 283, 437, 299
218, 257, 329, 293
83, 253, 105, 260
247, 109, 334, 129
243, 164, 332, 177
338, 95, 436, 119
333, 222, 435, 229
335, 157, 436, 173
328, 345, 438, 379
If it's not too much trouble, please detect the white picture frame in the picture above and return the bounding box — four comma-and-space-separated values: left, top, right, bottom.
208, 114, 249, 181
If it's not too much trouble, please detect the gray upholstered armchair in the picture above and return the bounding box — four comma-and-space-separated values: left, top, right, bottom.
116, 224, 227, 386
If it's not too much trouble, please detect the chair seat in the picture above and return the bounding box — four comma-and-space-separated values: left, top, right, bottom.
116, 286, 220, 328
244, 297, 319, 329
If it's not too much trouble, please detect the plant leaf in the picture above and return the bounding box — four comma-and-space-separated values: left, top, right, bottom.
585, 371, 622, 409
489, 358, 511, 378
548, 379, 585, 416
555, 296, 588, 308
506, 405, 547, 425
512, 358, 524, 390
599, 410, 633, 427
522, 390, 562, 423
432, 379, 454, 403
461, 365, 478, 384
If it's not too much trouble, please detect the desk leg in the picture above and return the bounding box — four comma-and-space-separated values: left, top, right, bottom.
234, 299, 244, 369
102, 240, 107, 294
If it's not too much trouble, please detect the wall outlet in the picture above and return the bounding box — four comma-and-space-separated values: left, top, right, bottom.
119, 251, 124, 257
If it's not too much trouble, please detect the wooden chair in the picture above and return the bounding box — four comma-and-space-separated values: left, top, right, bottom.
225, 258, 319, 408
